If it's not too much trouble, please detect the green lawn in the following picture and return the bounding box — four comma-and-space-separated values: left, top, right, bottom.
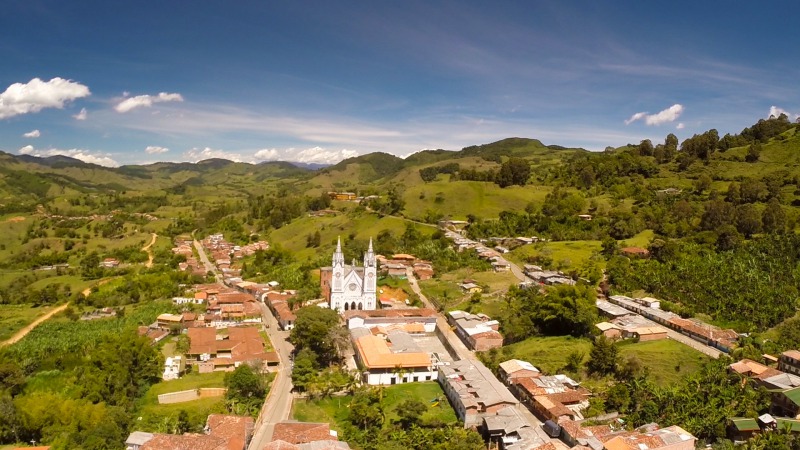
142, 371, 227, 400
0, 304, 57, 342
501, 335, 707, 385
507, 240, 602, 272
292, 382, 457, 433
618, 338, 709, 385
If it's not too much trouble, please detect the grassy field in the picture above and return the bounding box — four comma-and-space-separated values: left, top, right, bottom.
0, 304, 57, 342
618, 339, 708, 385
507, 240, 603, 271
269, 211, 433, 261
403, 180, 553, 221
292, 382, 457, 432
501, 335, 707, 385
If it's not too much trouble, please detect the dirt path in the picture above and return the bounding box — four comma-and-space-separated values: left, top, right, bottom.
142, 233, 158, 268
1, 303, 70, 347
81, 278, 114, 297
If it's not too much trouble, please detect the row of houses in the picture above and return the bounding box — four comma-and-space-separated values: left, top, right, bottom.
443, 230, 512, 272
376, 253, 434, 280
496, 358, 697, 450
606, 294, 738, 353
126, 414, 350, 450
447, 310, 504, 351
499, 360, 590, 424
262, 289, 299, 331
523, 265, 575, 286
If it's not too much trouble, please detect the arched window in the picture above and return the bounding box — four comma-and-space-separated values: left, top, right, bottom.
344, 302, 349, 311
350, 301, 356, 310
358, 302, 363, 310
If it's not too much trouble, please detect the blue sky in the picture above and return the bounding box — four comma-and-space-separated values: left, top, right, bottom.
0, 1, 798, 166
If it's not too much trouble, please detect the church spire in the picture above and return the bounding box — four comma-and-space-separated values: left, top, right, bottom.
332, 236, 344, 267
364, 237, 376, 267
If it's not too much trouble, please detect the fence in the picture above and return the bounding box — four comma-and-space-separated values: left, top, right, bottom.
157, 388, 227, 404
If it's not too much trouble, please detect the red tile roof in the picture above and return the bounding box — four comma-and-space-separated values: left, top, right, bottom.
272, 422, 335, 444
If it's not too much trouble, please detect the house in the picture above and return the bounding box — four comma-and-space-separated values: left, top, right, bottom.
448, 310, 504, 351
498, 359, 540, 384
771, 386, 800, 418
492, 259, 511, 272
412, 262, 434, 280
438, 359, 520, 428
601, 425, 696, 450
126, 431, 154, 450
459, 282, 483, 294
481, 405, 552, 450
187, 326, 273, 372
271, 421, 339, 444
620, 247, 650, 258
727, 417, 761, 443
135, 413, 254, 450
156, 313, 184, 330
100, 257, 120, 268
162, 356, 185, 381
595, 322, 622, 340
343, 308, 438, 333
511, 375, 589, 422
779, 350, 800, 376
350, 328, 436, 385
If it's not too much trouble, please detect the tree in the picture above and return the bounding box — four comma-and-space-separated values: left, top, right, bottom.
693, 174, 712, 193
496, 157, 531, 187
395, 399, 427, 428
762, 198, 786, 233
587, 336, 618, 376
224, 363, 266, 415
291, 348, 320, 392
746, 141, 761, 162
735, 204, 762, 237
638, 139, 654, 157
290, 306, 342, 364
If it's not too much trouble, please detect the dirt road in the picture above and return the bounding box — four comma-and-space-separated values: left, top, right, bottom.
1, 303, 70, 347
142, 233, 158, 268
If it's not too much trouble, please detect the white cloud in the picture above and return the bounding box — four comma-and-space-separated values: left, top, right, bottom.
676, 123, 685, 130
145, 145, 169, 155
16, 146, 118, 167
0, 77, 90, 119
23, 129, 40, 138
289, 147, 360, 164
254, 148, 279, 160
114, 92, 184, 113
183, 147, 244, 163
625, 104, 684, 126
768, 105, 799, 120
624, 112, 647, 125
73, 107, 87, 120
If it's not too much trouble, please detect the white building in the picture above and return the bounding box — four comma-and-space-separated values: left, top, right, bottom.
322, 238, 377, 312
162, 356, 185, 380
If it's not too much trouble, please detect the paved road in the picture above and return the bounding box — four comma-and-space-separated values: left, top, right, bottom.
248, 302, 295, 449
193, 238, 222, 283
506, 258, 531, 284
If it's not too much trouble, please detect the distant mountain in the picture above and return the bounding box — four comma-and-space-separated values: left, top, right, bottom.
286, 161, 330, 170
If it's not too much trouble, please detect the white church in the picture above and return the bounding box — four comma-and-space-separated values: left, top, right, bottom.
320, 238, 377, 312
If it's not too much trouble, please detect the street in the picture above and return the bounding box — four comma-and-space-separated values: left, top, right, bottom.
248, 302, 296, 450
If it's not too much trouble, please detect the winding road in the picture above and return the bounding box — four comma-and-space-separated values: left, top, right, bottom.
142, 233, 158, 268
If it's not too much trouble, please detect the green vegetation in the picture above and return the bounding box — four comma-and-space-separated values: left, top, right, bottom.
0, 305, 56, 342
293, 383, 481, 450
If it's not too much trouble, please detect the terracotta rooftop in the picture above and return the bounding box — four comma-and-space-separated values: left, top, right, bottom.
188, 327, 217, 355
272, 422, 336, 444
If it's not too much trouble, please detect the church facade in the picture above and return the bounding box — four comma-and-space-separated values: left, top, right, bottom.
320, 238, 377, 312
